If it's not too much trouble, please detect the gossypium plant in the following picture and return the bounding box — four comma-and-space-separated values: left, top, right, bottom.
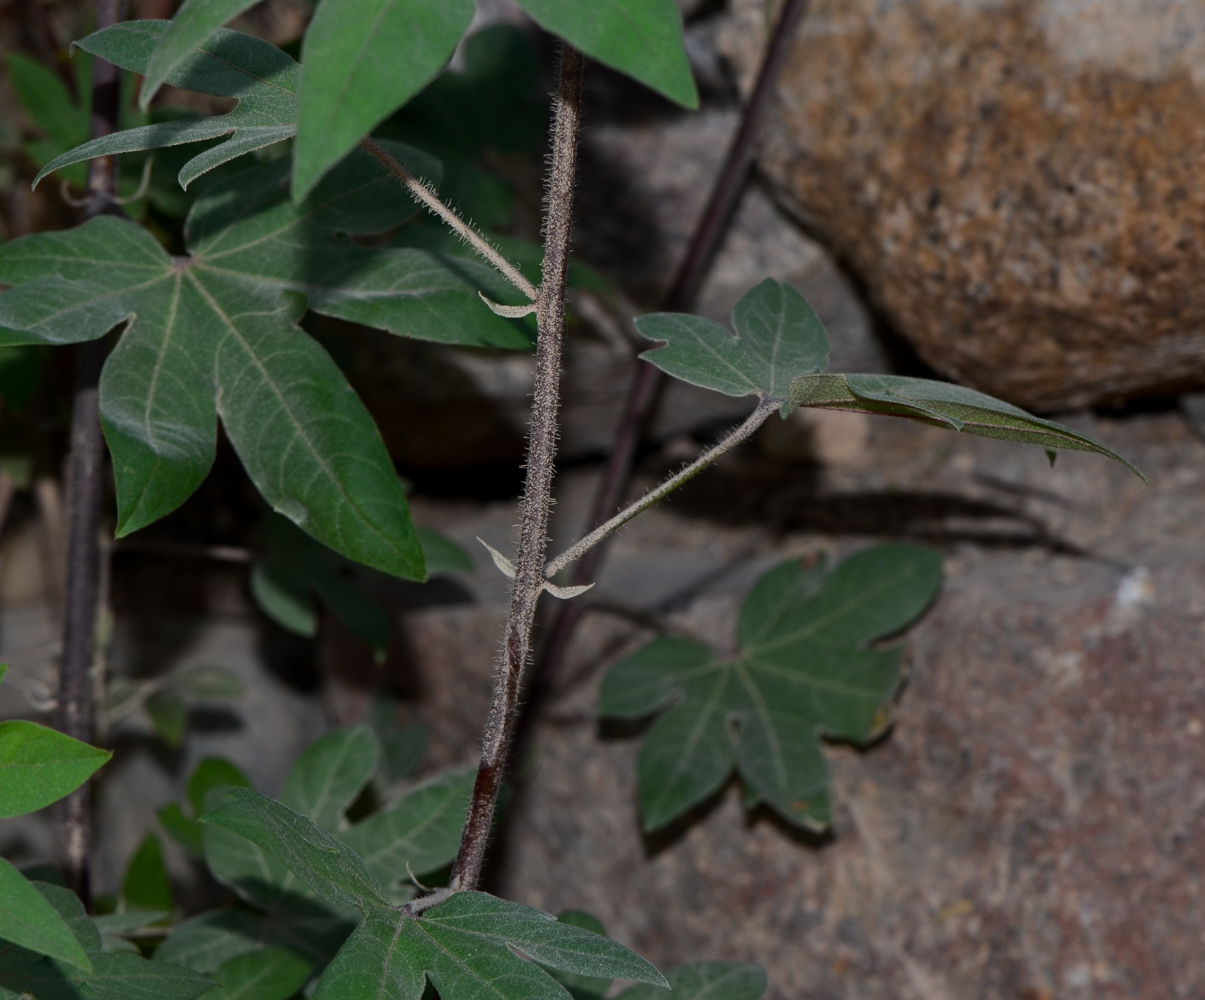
0, 1, 1139, 997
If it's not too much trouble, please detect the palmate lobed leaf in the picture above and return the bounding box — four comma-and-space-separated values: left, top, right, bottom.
513, 0, 697, 109
638, 278, 1141, 476
294, 0, 475, 199
34, 21, 299, 191
599, 545, 943, 831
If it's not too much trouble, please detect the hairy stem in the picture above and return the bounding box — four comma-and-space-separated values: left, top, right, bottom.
544, 397, 779, 580
516, 0, 811, 769
57, 0, 125, 909
450, 43, 585, 892
361, 137, 539, 303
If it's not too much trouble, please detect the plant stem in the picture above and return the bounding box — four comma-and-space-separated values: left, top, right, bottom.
518, 0, 811, 756
450, 43, 585, 893
57, 0, 125, 909
360, 137, 539, 303
544, 397, 779, 579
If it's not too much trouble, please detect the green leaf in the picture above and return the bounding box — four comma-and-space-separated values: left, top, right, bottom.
311, 892, 666, 1000
159, 802, 205, 857
542, 912, 611, 1000
367, 702, 426, 787
92, 910, 170, 936
598, 545, 942, 831
122, 833, 174, 914
790, 372, 1145, 479
190, 757, 253, 817
338, 766, 475, 889
203, 788, 393, 913
156, 907, 354, 974
145, 691, 188, 747
139, 0, 263, 109
252, 560, 319, 638
0, 949, 214, 1000
0, 860, 92, 972
279, 726, 379, 832
293, 0, 475, 199
637, 278, 828, 402
416, 527, 474, 576
615, 962, 767, 1000
35, 20, 299, 190
31, 883, 102, 956
211, 946, 312, 1000
6, 54, 87, 149
513, 0, 697, 109
0, 720, 111, 818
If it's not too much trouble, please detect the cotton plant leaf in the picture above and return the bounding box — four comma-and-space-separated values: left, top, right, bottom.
540, 912, 612, 1000
122, 833, 174, 913
0, 859, 92, 972
279, 725, 379, 832
203, 788, 394, 913
790, 372, 1146, 478
309, 892, 666, 1000
338, 766, 475, 889
0, 949, 214, 1000
0, 719, 111, 818
599, 545, 943, 831
139, 0, 263, 109
155, 908, 353, 974
34, 20, 299, 191
615, 962, 768, 1000
636, 278, 829, 403
209, 946, 312, 1000
513, 0, 697, 109
293, 0, 475, 198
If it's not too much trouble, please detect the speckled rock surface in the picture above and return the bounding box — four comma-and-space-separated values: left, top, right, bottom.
720, 0, 1205, 410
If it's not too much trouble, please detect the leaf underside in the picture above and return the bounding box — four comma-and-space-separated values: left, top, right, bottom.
598, 545, 943, 831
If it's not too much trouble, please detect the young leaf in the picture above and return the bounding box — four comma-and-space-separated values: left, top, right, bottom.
598, 545, 942, 831
791, 373, 1145, 478
0, 859, 92, 972
0, 720, 111, 818
210, 946, 312, 1000
338, 766, 475, 888
512, 0, 697, 109
293, 0, 475, 199
311, 892, 666, 1000
122, 833, 174, 913
202, 788, 393, 913
139, 0, 263, 109
615, 962, 768, 1000
35, 21, 299, 190
636, 278, 828, 401
279, 726, 379, 832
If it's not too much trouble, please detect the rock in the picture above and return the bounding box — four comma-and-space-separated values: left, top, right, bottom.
720, 0, 1205, 411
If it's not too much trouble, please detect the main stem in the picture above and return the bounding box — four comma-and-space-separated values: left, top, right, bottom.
57, 0, 124, 908
451, 43, 585, 892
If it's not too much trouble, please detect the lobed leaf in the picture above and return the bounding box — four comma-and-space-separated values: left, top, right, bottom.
541, 912, 612, 1000
311, 892, 665, 1000
139, 0, 263, 109
615, 962, 767, 1000
599, 545, 943, 831
293, 0, 475, 198
790, 372, 1145, 478
0, 719, 111, 818
637, 278, 828, 402
513, 0, 697, 109
36, 21, 299, 191
0, 860, 92, 972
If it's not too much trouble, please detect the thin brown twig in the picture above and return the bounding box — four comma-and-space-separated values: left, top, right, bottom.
450, 43, 585, 894
57, 0, 126, 910
360, 137, 539, 303
515, 0, 811, 768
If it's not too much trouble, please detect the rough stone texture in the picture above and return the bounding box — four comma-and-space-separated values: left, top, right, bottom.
388, 408, 1205, 1000
720, 0, 1205, 410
